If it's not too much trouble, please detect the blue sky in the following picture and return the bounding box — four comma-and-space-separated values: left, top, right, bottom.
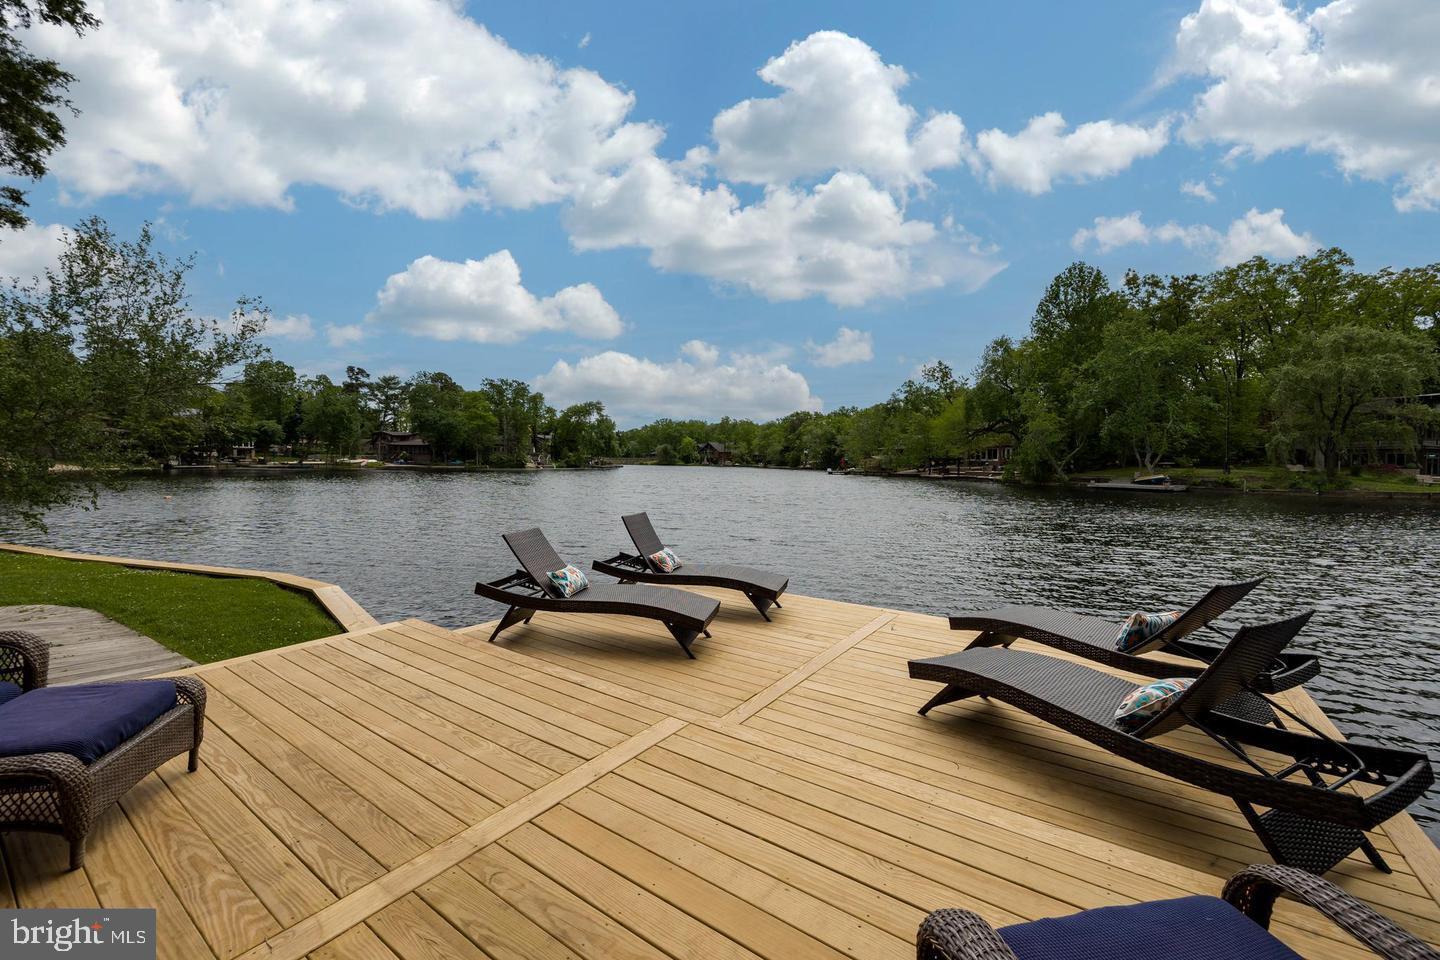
5, 0, 1438, 423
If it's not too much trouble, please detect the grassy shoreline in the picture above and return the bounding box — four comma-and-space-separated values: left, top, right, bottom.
0, 552, 343, 663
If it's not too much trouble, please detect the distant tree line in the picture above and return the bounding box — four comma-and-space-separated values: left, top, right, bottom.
4, 218, 1436, 529
618, 252, 1440, 481
0, 218, 620, 527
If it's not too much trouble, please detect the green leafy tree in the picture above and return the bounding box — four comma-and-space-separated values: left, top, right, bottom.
1269, 325, 1436, 479
551, 400, 617, 466
0, 1, 100, 230
301, 381, 363, 461
1079, 316, 1210, 473
0, 218, 266, 525
456, 391, 498, 464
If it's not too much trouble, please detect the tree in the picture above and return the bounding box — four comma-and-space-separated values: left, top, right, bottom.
0, 218, 266, 525
370, 375, 407, 430
1269, 325, 1437, 479
551, 400, 616, 466
480, 378, 546, 465
300, 381, 362, 460
456, 392, 498, 464
51, 218, 266, 460
1080, 316, 1209, 473
0, 1, 100, 230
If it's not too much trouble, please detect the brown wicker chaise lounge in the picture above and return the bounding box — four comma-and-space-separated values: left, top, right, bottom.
917, 863, 1440, 959
0, 630, 206, 870
591, 512, 789, 620
951, 578, 1319, 727
476, 528, 721, 657
953, 578, 1317, 689
910, 613, 1433, 877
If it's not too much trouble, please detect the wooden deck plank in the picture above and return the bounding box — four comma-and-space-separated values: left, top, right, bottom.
2, 594, 1433, 960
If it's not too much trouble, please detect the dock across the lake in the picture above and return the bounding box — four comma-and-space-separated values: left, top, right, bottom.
3, 587, 1437, 959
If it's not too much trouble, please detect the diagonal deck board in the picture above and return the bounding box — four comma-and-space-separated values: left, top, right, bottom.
1, 587, 1435, 959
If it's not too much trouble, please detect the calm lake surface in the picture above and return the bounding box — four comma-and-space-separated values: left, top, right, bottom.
8, 466, 1439, 839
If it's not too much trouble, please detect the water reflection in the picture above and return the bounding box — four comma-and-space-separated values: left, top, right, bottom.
9, 466, 1438, 838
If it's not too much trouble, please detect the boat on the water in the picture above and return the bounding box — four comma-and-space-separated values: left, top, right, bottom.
1087, 474, 1189, 493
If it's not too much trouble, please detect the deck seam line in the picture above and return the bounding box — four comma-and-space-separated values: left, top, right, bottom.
234, 715, 689, 960
720, 612, 895, 725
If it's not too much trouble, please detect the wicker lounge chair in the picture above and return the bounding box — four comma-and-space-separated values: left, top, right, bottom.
0, 630, 206, 870
476, 528, 721, 657
950, 578, 1320, 726
952, 578, 1316, 688
591, 512, 789, 620
917, 863, 1440, 960
910, 613, 1433, 876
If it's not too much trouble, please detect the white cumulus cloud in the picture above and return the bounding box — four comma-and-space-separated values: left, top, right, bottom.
704, 31, 970, 189
535, 343, 821, 423
263, 313, 316, 340
23, 10, 1008, 308
1171, 0, 1440, 212
25, 0, 660, 217
325, 323, 366, 347
0, 222, 66, 280
1180, 179, 1217, 202
1072, 207, 1316, 264
806, 327, 874, 367
366, 250, 623, 344
976, 113, 1170, 194
566, 163, 1005, 306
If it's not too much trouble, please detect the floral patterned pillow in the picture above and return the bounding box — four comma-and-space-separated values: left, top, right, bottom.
648, 547, 682, 572
1115, 678, 1193, 730
546, 563, 589, 598
1115, 610, 1181, 652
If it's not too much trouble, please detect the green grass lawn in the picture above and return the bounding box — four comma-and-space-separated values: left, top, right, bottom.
0, 552, 344, 663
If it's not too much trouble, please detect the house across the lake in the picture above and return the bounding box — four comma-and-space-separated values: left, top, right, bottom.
370, 430, 433, 464
697, 440, 732, 464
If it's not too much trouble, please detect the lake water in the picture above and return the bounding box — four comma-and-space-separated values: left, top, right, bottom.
7, 465, 1439, 839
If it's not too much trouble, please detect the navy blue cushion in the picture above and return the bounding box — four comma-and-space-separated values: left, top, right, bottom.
0, 681, 179, 764
0, 680, 22, 706
1000, 896, 1304, 960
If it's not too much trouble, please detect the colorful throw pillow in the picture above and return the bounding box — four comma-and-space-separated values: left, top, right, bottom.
1115, 678, 1193, 730
1115, 610, 1181, 652
546, 564, 589, 598
649, 547, 682, 572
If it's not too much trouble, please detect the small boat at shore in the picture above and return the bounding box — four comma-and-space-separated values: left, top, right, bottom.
1088, 474, 1189, 493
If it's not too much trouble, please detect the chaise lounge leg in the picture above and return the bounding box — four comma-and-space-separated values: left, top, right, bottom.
666, 624, 700, 658
1359, 837, 1392, 873
188, 745, 201, 772
489, 605, 533, 643
771, 598, 782, 609
747, 593, 775, 621
917, 684, 977, 716
964, 631, 1013, 651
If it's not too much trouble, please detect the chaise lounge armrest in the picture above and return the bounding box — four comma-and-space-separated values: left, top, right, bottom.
0, 629, 50, 690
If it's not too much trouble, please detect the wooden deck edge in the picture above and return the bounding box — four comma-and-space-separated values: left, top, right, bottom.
0, 543, 379, 632
236, 715, 689, 960
1284, 686, 1440, 906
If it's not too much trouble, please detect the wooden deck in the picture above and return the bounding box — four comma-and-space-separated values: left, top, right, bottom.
0, 604, 195, 683
2, 590, 1437, 959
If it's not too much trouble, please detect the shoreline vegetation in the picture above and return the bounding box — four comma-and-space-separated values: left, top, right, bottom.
97, 457, 1440, 501
4, 220, 1438, 530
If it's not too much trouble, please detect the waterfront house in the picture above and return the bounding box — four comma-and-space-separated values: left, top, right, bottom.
698, 440, 732, 464
370, 430, 434, 464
